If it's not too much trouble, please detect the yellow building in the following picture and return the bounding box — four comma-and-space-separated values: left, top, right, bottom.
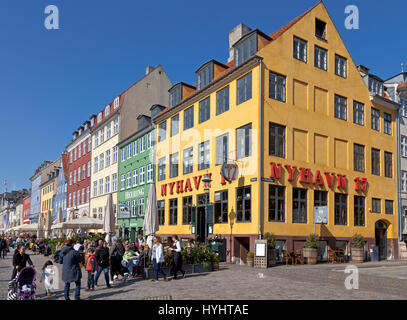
40, 162, 60, 238
153, 2, 399, 263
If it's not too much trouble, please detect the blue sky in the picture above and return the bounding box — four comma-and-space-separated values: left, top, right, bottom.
0, 0, 405, 191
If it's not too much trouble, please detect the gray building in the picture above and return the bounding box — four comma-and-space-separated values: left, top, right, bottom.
385, 70, 407, 241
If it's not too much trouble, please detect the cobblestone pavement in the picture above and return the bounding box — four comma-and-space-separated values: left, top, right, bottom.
1, 249, 407, 300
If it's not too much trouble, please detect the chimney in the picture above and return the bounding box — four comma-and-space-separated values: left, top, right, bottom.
357, 65, 370, 76
146, 65, 154, 75
228, 24, 252, 62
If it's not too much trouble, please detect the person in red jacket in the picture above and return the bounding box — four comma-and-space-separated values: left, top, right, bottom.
85, 248, 97, 291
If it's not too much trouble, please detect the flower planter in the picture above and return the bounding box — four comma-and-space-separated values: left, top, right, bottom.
143, 263, 212, 279
303, 248, 318, 264
212, 261, 220, 271
247, 258, 254, 267
351, 247, 364, 263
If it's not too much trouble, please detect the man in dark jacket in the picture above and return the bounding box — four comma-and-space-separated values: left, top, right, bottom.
11, 245, 34, 280
94, 241, 111, 288
61, 240, 84, 300
109, 237, 125, 281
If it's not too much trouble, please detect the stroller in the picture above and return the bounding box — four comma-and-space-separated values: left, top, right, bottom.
8, 267, 37, 300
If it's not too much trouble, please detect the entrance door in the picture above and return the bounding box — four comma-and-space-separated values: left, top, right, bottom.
375, 221, 388, 260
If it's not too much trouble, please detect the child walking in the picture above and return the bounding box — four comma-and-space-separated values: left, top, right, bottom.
85, 247, 97, 291
40, 260, 54, 296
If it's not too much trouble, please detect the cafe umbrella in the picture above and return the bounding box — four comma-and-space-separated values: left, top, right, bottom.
104, 193, 115, 245
143, 182, 159, 250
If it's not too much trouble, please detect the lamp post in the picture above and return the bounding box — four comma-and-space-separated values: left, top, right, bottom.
202, 171, 212, 243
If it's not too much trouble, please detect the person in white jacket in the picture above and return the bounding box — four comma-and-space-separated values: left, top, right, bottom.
151, 237, 167, 282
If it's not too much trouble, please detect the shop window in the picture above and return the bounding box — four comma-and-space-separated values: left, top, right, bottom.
293, 188, 307, 223
354, 196, 365, 226
335, 193, 347, 225
236, 186, 251, 222
214, 190, 228, 224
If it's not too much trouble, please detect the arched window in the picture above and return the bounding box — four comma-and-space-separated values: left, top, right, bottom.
105, 105, 110, 117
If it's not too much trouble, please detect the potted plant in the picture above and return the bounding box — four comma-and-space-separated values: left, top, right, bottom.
351, 233, 365, 263
211, 251, 219, 271
303, 233, 319, 264
247, 251, 254, 267
263, 232, 277, 267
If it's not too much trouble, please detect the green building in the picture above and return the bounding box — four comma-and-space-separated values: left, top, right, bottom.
117, 107, 161, 242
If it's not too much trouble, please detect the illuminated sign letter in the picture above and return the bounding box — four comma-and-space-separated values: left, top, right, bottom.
184, 178, 193, 192
284, 165, 297, 181
193, 175, 202, 190
168, 182, 176, 195
176, 180, 184, 194
299, 168, 311, 183
337, 174, 347, 189
324, 172, 335, 187
161, 184, 167, 197
270, 162, 282, 179
312, 170, 324, 185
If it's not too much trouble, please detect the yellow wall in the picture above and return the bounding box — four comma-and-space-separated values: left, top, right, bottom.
156, 65, 261, 237
258, 2, 397, 240
40, 177, 57, 225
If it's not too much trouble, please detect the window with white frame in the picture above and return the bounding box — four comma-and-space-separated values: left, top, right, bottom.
335, 54, 347, 78
97, 112, 102, 123
100, 128, 105, 144
99, 179, 104, 196
121, 147, 126, 162
334, 94, 347, 120
100, 153, 104, 170
401, 99, 407, 117
83, 142, 86, 156
73, 192, 76, 207
140, 136, 146, 153
139, 167, 145, 185
133, 140, 138, 156
98, 207, 103, 220
107, 123, 111, 139
68, 193, 72, 208
78, 144, 81, 158
132, 200, 137, 217
93, 181, 98, 197
87, 161, 91, 177
147, 132, 153, 149
105, 176, 110, 194
88, 138, 91, 152
138, 198, 145, 217
113, 119, 119, 134
158, 157, 166, 181
113, 146, 118, 163
147, 164, 153, 183
112, 173, 118, 192
81, 188, 85, 204
314, 46, 327, 71
106, 150, 111, 167
73, 169, 77, 184
133, 169, 138, 187
114, 97, 120, 109
86, 186, 90, 203
82, 164, 85, 180
126, 172, 131, 189
127, 144, 132, 158
69, 172, 72, 186
70, 151, 73, 163
105, 105, 110, 117
293, 36, 307, 62
74, 148, 77, 161
121, 174, 125, 190
95, 134, 99, 148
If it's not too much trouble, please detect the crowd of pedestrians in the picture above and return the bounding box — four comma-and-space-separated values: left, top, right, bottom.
3, 233, 188, 300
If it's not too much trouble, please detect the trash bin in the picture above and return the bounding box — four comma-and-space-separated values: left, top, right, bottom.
370, 246, 379, 262
210, 239, 226, 262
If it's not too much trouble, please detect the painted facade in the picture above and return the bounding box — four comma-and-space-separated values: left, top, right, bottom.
118, 114, 155, 242
29, 161, 52, 223
66, 120, 93, 219
53, 154, 68, 224
23, 196, 31, 224
153, 2, 399, 263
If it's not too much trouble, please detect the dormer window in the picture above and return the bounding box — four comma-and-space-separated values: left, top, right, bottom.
315, 19, 327, 39
105, 105, 110, 117
114, 97, 120, 109
84, 123, 89, 131
196, 62, 213, 90
97, 112, 103, 123
234, 32, 257, 67
169, 84, 182, 108
369, 77, 384, 96
90, 118, 95, 127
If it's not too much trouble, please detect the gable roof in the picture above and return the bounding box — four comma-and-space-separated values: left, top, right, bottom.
269, 1, 321, 40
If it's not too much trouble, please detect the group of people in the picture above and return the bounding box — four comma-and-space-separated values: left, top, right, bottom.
5, 233, 188, 300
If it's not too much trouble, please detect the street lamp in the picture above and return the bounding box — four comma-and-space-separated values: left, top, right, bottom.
202, 171, 212, 242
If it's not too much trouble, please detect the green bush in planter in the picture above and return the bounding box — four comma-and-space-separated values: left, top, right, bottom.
351, 234, 364, 248
263, 232, 276, 249
247, 251, 254, 259
304, 234, 319, 249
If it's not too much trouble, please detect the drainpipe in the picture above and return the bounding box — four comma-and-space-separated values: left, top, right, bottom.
258, 58, 264, 240
397, 100, 402, 251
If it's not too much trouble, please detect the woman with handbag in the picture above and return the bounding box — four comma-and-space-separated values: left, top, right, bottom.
151, 237, 167, 282
170, 235, 185, 280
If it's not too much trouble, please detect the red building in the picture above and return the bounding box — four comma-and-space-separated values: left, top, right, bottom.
66, 119, 94, 218
23, 196, 31, 224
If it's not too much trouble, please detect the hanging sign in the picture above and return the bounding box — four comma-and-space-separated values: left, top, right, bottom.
221, 162, 239, 183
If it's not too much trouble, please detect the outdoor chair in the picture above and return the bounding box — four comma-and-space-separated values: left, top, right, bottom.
282, 250, 295, 265
294, 249, 305, 265
327, 249, 337, 263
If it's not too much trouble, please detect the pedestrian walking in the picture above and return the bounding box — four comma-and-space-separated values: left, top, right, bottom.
151, 237, 167, 282
109, 237, 125, 281
95, 241, 111, 288
60, 239, 84, 300
11, 244, 34, 280
170, 235, 185, 279
0, 236, 8, 259
40, 260, 55, 296
85, 247, 97, 292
